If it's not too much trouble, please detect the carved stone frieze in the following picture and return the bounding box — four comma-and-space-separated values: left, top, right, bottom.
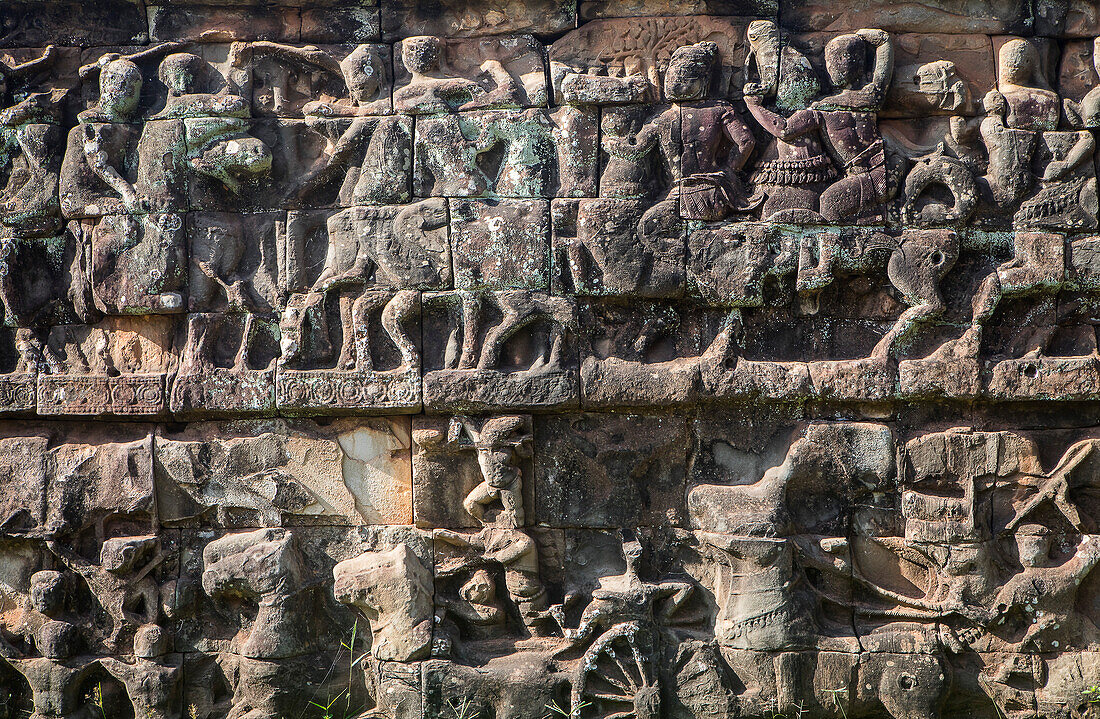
4, 4, 1100, 719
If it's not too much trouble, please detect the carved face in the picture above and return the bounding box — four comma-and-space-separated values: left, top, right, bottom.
99, 59, 142, 120
824, 34, 865, 90
30, 570, 65, 615
1016, 532, 1052, 568
37, 619, 78, 660
664, 43, 716, 102
159, 53, 204, 96
998, 38, 1039, 86
402, 36, 442, 74
460, 569, 496, 606
134, 623, 168, 659
343, 44, 382, 103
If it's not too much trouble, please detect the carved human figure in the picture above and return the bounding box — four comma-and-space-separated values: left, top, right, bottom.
450, 415, 532, 529
270, 43, 410, 206
667, 42, 756, 221
743, 21, 836, 222
437, 568, 508, 646
1071, 37, 1100, 128
99, 624, 182, 719
46, 536, 165, 652
812, 29, 894, 221
985, 528, 1100, 650
599, 109, 665, 200
435, 526, 550, 634
0, 46, 63, 237
153, 49, 272, 194
393, 36, 488, 114
561, 536, 692, 652
939, 42, 1098, 359
63, 50, 188, 316
9, 621, 100, 719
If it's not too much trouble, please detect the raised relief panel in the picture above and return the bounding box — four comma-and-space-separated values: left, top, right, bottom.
393, 35, 547, 114
549, 17, 747, 106
421, 290, 579, 411
146, 5, 301, 43
577, 299, 712, 407
883, 34, 993, 118
450, 199, 550, 291
171, 211, 283, 415
38, 317, 176, 415
277, 289, 421, 413
251, 43, 392, 118
156, 418, 413, 526
43, 423, 156, 537
579, 0, 777, 18
412, 415, 535, 530
0, 428, 49, 531
553, 198, 685, 298
413, 110, 556, 199
283, 198, 450, 293
781, 0, 1033, 34
381, 0, 575, 40
534, 413, 689, 528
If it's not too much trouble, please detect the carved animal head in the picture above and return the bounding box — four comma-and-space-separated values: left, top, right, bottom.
745, 20, 781, 97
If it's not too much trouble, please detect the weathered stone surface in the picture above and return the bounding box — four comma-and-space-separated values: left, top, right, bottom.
7, 5, 1100, 719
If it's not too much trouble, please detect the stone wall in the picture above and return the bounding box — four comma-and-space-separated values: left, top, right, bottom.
1, 1, 1099, 718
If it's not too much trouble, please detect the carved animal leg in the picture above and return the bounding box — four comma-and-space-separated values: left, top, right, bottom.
701, 308, 744, 365
231, 313, 254, 371
971, 272, 1003, 327
182, 314, 213, 371
347, 294, 375, 372
458, 292, 481, 370
477, 306, 530, 371
340, 293, 370, 371
797, 233, 836, 311
872, 300, 946, 359
381, 290, 418, 371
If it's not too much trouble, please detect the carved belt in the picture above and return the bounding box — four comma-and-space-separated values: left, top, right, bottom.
752, 154, 836, 185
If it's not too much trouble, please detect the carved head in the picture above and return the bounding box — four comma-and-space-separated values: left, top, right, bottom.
99, 58, 142, 120
343, 44, 383, 104
1015, 524, 1053, 568
100, 535, 158, 575
745, 20, 781, 95
159, 52, 205, 97
402, 36, 443, 74
472, 416, 531, 492
824, 34, 866, 89
998, 38, 1041, 87
134, 623, 169, 658
664, 42, 718, 101
30, 570, 65, 616
36, 619, 78, 660
982, 89, 1007, 117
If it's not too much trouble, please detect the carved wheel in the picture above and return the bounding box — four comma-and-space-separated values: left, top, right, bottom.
572, 622, 660, 719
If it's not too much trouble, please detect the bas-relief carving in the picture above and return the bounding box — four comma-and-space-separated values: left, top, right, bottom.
4, 3, 1100, 719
